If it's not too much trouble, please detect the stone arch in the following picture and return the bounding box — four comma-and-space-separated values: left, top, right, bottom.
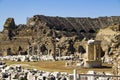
48, 25, 54, 29
78, 45, 86, 53
71, 29, 77, 33
40, 44, 48, 55
49, 26, 52, 29
79, 30, 86, 33
89, 29, 96, 33
55, 26, 63, 31
43, 29, 47, 34
7, 48, 12, 55
63, 28, 68, 31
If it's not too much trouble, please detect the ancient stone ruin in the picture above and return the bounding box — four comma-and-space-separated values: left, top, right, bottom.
1, 14, 120, 78
0, 15, 120, 58
84, 40, 102, 68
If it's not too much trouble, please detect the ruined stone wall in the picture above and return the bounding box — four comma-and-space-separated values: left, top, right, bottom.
27, 15, 120, 33
0, 15, 120, 55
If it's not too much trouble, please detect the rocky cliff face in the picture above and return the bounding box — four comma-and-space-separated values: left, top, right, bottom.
0, 15, 120, 56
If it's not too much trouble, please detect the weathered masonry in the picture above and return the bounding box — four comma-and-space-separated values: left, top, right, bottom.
84, 40, 102, 68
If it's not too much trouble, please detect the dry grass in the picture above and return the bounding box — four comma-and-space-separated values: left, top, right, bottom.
1, 60, 112, 74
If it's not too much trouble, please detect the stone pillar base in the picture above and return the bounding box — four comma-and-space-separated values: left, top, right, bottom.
84, 61, 102, 68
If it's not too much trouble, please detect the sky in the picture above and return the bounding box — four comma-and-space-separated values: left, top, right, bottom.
0, 0, 120, 31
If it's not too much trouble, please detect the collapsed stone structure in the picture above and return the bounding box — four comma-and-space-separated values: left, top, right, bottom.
0, 62, 115, 80
1, 15, 120, 77
0, 15, 120, 57
3, 18, 16, 40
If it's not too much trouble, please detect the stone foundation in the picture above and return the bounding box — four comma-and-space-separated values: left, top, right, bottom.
84, 61, 102, 68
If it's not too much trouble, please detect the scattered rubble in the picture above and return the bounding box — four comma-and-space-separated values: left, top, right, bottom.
0, 61, 117, 80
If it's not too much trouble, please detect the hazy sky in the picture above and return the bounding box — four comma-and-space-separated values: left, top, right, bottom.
0, 0, 120, 31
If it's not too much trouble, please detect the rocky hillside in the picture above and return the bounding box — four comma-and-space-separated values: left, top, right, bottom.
0, 15, 120, 56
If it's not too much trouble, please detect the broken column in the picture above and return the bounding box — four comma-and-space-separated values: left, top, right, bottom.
73, 69, 77, 80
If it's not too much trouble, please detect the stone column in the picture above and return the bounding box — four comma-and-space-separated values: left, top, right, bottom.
94, 45, 97, 61
37, 44, 40, 55
73, 69, 77, 80
9, 74, 11, 80
58, 48, 61, 57
48, 49, 50, 55
86, 45, 90, 61
88, 44, 94, 61
52, 40, 56, 60
18, 51, 21, 55
98, 45, 101, 61
32, 46, 34, 55
27, 45, 30, 56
